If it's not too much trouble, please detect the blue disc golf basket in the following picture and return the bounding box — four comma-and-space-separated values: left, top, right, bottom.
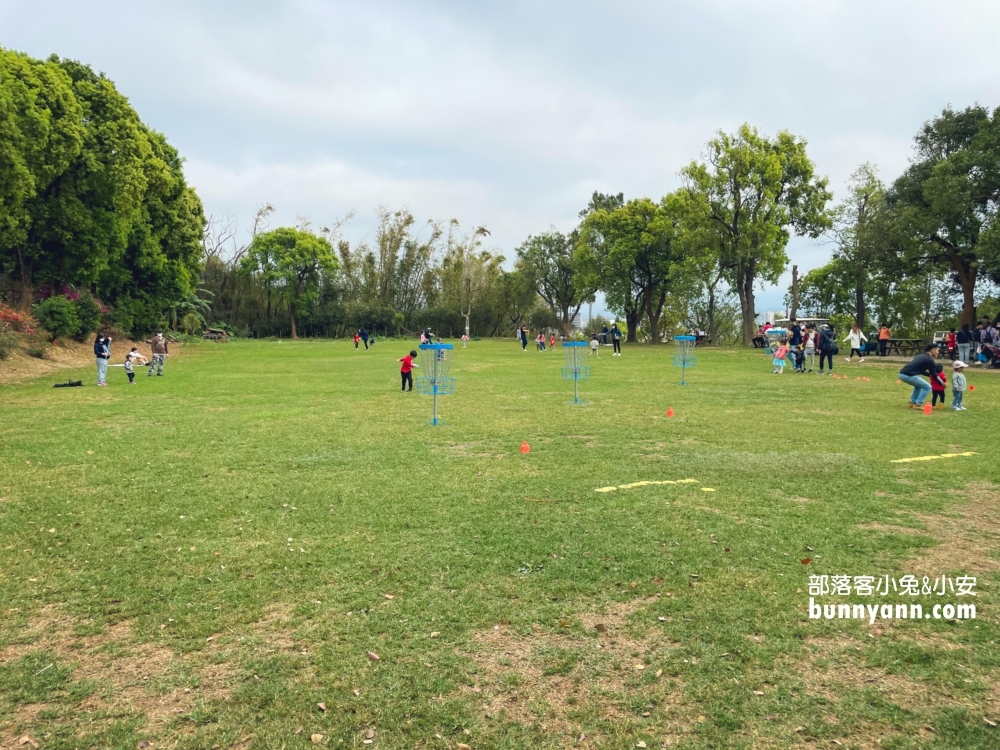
560, 341, 591, 405
416, 343, 455, 425
672, 335, 698, 385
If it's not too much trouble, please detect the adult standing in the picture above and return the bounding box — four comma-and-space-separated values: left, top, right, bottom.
898, 344, 940, 409
519, 326, 528, 352
802, 324, 818, 373
818, 324, 836, 375
957, 323, 972, 365
148, 331, 168, 376
878, 323, 891, 356
843, 324, 867, 363
611, 323, 622, 356
94, 333, 111, 386
359, 327, 369, 350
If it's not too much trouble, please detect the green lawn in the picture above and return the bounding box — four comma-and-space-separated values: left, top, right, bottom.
1, 339, 997, 749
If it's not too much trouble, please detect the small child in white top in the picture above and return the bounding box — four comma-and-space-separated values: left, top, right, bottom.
588, 337, 599, 357
461, 333, 468, 348
124, 354, 135, 384
951, 360, 968, 411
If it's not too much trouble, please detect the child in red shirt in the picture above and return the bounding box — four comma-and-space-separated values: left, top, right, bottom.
549, 333, 556, 349
353, 332, 361, 349
398, 349, 419, 392
931, 363, 947, 408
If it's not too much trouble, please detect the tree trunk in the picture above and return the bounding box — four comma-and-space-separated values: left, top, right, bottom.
707, 288, 717, 344
790, 265, 799, 320
855, 276, 865, 331
934, 235, 977, 327
645, 287, 667, 344
290, 309, 298, 339
737, 263, 757, 346
625, 307, 640, 343
16, 248, 32, 310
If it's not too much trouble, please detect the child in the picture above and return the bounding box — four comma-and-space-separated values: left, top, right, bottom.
549, 333, 556, 350
773, 339, 790, 374
536, 333, 545, 351
369, 333, 376, 348
128, 346, 148, 366
946, 328, 957, 360
931, 363, 947, 408
588, 336, 599, 358
124, 353, 135, 385
353, 332, 361, 349
398, 349, 418, 392
951, 360, 968, 411
461, 333, 468, 348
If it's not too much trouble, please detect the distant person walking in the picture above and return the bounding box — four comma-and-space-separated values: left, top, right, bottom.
818, 324, 836, 375
878, 324, 891, 356
898, 344, 939, 409
359, 328, 370, 350
148, 331, 168, 376
519, 326, 528, 352
611, 324, 622, 356
94, 333, 111, 386
843, 324, 867, 363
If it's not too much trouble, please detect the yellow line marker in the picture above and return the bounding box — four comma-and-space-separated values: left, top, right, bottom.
890, 451, 977, 464
594, 479, 704, 493
700, 488, 717, 492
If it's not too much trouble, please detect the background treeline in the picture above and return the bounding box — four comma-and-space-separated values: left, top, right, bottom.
3, 45, 999, 344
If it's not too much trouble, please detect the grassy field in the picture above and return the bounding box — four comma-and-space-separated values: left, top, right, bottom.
1, 339, 997, 750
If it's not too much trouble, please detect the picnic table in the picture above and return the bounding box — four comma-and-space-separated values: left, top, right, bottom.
883, 338, 923, 356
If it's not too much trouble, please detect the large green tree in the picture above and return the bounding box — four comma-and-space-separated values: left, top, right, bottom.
515, 230, 595, 337
241, 227, 337, 338
681, 124, 831, 344
576, 196, 676, 343
890, 105, 1000, 326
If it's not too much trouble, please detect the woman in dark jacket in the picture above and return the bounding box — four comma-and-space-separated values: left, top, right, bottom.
93, 333, 111, 386
817, 325, 836, 375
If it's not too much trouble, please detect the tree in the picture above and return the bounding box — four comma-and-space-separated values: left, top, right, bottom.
681, 124, 832, 344
515, 230, 595, 337
241, 227, 337, 338
825, 164, 893, 329
576, 197, 676, 343
890, 105, 1000, 327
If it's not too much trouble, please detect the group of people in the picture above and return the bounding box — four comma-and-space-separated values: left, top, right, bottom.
769, 319, 840, 374
899, 343, 970, 411
93, 331, 168, 386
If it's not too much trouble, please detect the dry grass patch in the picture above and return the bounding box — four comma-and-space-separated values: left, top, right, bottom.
0, 608, 237, 743
861, 481, 1000, 576
462, 596, 691, 742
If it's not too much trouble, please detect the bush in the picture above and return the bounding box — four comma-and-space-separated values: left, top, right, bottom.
0, 330, 17, 360
104, 300, 135, 340
33, 296, 80, 342
72, 294, 103, 341
23, 330, 51, 359
0, 304, 29, 332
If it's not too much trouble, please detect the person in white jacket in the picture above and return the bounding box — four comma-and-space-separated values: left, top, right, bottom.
843, 324, 868, 362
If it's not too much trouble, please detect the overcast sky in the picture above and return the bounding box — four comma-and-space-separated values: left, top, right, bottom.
3, 0, 999, 314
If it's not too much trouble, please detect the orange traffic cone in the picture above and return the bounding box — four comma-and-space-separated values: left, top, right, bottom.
969, 385, 976, 391
922, 403, 933, 415
862, 377, 870, 382
520, 441, 530, 454
896, 379, 901, 384
855, 376, 861, 381
666, 407, 674, 418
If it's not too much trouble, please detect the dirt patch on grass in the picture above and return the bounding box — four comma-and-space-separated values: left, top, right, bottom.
462, 596, 690, 741
861, 482, 1000, 576
0, 609, 236, 744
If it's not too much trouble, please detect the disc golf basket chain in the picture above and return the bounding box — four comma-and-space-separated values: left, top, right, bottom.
560, 342, 591, 404
416, 343, 455, 425
672, 335, 697, 385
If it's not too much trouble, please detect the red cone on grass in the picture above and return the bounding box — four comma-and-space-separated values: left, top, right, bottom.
666, 407, 674, 418
969, 385, 976, 391
855, 376, 861, 381
923, 403, 933, 415
520, 441, 530, 454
